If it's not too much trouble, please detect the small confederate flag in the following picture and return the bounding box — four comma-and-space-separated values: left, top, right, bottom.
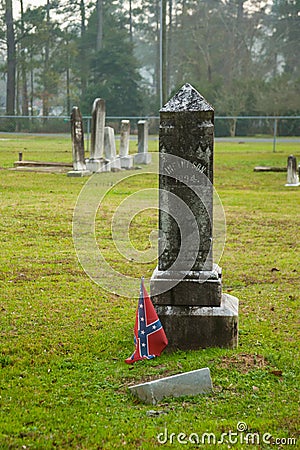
125, 278, 168, 364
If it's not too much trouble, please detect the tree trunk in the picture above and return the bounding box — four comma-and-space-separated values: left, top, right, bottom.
5, 0, 16, 116
129, 0, 133, 43
20, 0, 29, 116
167, 0, 172, 95
161, 0, 168, 104
96, 0, 103, 51
79, 0, 87, 96
30, 52, 34, 116
42, 0, 50, 118
161, 0, 167, 106
155, 0, 160, 104
230, 118, 237, 137
236, 0, 245, 76
16, 48, 20, 116
66, 66, 71, 116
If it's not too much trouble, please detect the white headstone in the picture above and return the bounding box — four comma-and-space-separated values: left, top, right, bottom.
285, 155, 300, 186
104, 126, 121, 170
119, 120, 133, 169
86, 98, 108, 172
119, 119, 130, 157
90, 98, 106, 160
134, 119, 152, 165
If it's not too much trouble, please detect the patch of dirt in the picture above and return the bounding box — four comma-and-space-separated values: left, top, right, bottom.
219, 353, 268, 373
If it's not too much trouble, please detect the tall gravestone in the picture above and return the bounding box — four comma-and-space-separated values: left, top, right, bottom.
86, 98, 108, 172
119, 120, 133, 169
150, 83, 238, 350
134, 120, 152, 165
104, 126, 121, 170
67, 106, 91, 177
285, 155, 300, 186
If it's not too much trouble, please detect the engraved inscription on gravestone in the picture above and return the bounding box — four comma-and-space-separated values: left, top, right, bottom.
159, 84, 214, 272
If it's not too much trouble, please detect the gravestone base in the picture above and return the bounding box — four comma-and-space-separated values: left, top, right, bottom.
153, 293, 238, 350
285, 181, 300, 187
134, 153, 152, 165
107, 157, 121, 171
86, 158, 108, 173
98, 163, 112, 173
151, 265, 222, 307
67, 169, 91, 177
120, 155, 134, 169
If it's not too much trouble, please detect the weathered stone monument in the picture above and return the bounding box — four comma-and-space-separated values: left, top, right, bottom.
150, 83, 238, 350
285, 155, 300, 186
104, 126, 121, 170
119, 120, 133, 169
134, 120, 152, 165
67, 106, 91, 177
86, 98, 108, 172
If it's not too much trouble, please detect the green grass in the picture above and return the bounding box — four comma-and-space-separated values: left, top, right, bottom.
0, 135, 299, 449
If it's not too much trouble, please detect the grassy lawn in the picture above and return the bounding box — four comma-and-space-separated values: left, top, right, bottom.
0, 135, 299, 449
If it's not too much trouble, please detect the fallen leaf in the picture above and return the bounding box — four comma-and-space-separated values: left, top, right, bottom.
270, 370, 283, 377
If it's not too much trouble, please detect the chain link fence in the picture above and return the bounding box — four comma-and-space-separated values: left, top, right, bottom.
1, 115, 299, 144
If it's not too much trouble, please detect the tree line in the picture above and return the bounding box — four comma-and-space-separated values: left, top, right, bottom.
0, 0, 299, 123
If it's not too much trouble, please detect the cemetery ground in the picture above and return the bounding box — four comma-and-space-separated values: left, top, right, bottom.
0, 135, 299, 449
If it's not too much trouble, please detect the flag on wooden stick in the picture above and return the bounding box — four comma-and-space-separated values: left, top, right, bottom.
125, 278, 168, 364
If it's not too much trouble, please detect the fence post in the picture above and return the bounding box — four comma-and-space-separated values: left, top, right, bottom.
86, 117, 90, 153
273, 118, 278, 153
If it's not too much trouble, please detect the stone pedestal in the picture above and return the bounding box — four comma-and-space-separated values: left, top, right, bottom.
151, 264, 222, 307
134, 152, 152, 165
120, 155, 134, 169
86, 158, 108, 173
150, 83, 238, 350
154, 294, 238, 350
108, 158, 121, 170
67, 170, 91, 177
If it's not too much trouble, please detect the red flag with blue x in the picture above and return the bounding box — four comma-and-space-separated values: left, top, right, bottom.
125, 278, 168, 364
